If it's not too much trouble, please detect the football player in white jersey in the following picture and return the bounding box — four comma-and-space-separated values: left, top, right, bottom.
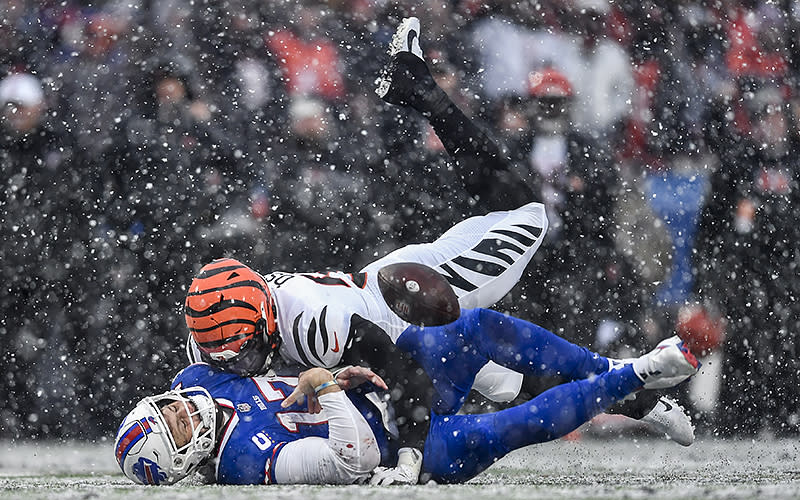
181, 17, 695, 484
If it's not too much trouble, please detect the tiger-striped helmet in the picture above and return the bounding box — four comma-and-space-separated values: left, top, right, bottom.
184, 258, 280, 376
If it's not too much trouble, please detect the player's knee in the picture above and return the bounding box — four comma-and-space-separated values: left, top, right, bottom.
474, 307, 511, 329
454, 307, 506, 344
361, 447, 382, 476
349, 439, 381, 475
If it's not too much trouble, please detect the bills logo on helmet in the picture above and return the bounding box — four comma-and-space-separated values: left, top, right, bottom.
133, 457, 168, 485
115, 417, 154, 465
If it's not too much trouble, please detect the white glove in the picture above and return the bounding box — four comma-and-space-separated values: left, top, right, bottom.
369, 447, 422, 485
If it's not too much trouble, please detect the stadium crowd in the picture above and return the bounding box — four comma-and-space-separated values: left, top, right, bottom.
1, 0, 799, 441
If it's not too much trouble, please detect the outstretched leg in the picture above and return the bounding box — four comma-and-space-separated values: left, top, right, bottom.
376, 16, 536, 211
398, 308, 699, 415
422, 364, 643, 483
397, 308, 612, 414
419, 332, 699, 483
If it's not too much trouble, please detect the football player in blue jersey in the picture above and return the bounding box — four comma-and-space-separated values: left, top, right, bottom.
115, 306, 700, 486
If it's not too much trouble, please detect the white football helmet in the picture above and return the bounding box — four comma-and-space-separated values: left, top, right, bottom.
114, 386, 217, 485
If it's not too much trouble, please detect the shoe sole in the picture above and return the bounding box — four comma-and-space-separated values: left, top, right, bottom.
388, 17, 422, 58
376, 17, 423, 99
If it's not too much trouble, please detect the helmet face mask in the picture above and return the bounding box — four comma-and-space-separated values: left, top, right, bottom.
199, 320, 274, 376
186, 258, 281, 375
115, 387, 217, 485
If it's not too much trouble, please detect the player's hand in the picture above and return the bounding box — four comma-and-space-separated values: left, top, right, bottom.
335, 366, 388, 391
281, 368, 335, 411
369, 447, 422, 485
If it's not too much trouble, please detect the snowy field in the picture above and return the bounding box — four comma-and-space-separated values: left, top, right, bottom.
1, 437, 799, 500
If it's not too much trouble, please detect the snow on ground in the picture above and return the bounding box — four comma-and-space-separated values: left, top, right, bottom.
1, 437, 799, 499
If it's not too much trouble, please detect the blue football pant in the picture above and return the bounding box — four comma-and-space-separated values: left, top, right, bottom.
396, 308, 643, 483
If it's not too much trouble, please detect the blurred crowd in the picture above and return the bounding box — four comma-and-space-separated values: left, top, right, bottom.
1, 0, 798, 441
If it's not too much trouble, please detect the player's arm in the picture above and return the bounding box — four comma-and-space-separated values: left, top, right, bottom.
273, 368, 381, 484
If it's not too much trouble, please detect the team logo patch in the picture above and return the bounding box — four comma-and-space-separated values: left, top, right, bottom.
237, 402, 252, 412
133, 457, 168, 485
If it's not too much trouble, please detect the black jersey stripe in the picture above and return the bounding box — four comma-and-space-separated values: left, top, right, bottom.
306, 317, 323, 364
438, 262, 478, 292
514, 223, 543, 239
292, 312, 314, 366
470, 237, 524, 264
451, 255, 506, 276
490, 227, 537, 247
318, 306, 329, 355
186, 337, 198, 364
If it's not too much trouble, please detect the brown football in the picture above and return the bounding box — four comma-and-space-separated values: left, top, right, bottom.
377, 262, 460, 326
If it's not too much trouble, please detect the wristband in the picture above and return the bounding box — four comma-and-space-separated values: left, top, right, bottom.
314, 380, 338, 394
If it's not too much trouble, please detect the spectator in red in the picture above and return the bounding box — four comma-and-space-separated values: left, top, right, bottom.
266, 5, 345, 101
725, 2, 788, 78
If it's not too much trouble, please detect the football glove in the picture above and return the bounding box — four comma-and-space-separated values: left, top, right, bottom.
369, 447, 422, 485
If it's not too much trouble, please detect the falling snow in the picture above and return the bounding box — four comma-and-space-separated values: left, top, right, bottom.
0, 0, 798, 481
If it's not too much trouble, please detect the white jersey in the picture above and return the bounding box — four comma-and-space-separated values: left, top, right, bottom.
188, 202, 549, 401
264, 270, 408, 369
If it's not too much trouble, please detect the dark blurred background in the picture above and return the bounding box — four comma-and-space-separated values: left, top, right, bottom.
1, 0, 798, 441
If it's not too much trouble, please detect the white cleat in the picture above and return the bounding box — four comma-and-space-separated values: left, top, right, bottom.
632, 335, 700, 390
388, 17, 423, 59
640, 396, 695, 446
375, 17, 434, 106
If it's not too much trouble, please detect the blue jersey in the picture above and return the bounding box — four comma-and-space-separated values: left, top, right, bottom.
171, 364, 390, 484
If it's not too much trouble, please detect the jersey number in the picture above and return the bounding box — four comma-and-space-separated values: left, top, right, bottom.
300, 272, 367, 289
251, 432, 272, 451
276, 411, 329, 433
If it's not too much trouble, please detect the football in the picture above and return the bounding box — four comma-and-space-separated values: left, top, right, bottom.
377, 262, 460, 327
676, 304, 726, 357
